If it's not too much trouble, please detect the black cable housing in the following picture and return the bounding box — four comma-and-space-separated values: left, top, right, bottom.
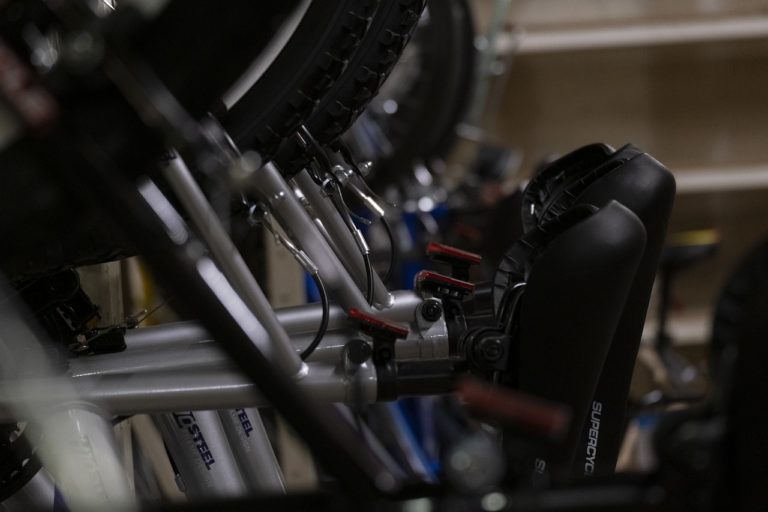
300, 272, 330, 360
363, 251, 375, 306
380, 215, 396, 285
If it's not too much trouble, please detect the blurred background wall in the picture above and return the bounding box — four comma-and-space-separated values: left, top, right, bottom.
472, 0, 768, 344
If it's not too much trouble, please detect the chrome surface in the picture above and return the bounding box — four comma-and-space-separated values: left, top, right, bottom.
162, 154, 303, 377
75, 292, 448, 376
0, 363, 378, 422
122, 290, 423, 350
248, 163, 371, 310
294, 170, 391, 307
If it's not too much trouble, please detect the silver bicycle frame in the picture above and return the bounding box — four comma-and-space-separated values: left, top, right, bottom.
67, 290, 448, 380
122, 290, 424, 350
154, 410, 247, 498
0, 469, 57, 512
159, 153, 303, 499
0, 154, 451, 503
162, 152, 305, 378
218, 408, 285, 493
293, 169, 392, 307
68, 314, 449, 378
247, 162, 372, 311
0, 362, 379, 421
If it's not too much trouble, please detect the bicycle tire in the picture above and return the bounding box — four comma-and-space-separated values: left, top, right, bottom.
710, 236, 768, 510
134, 0, 303, 119
0, 1, 372, 278
365, 0, 477, 188
272, 0, 428, 175
711, 235, 768, 371
222, 0, 378, 160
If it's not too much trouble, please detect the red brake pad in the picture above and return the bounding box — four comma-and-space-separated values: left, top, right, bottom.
426, 242, 482, 265
348, 308, 409, 339
415, 270, 475, 296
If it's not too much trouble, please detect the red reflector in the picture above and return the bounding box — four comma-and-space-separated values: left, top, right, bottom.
415, 270, 475, 293
348, 308, 409, 338
426, 242, 482, 264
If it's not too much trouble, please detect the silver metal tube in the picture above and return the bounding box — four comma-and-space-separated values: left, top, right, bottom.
154, 410, 247, 498
162, 155, 304, 377
274, 289, 422, 333
0, 468, 56, 512
81, 291, 447, 378
293, 170, 391, 307
75, 313, 448, 377
218, 408, 285, 493
123, 290, 424, 351
249, 163, 370, 310
0, 364, 378, 422
73, 332, 353, 377
71, 340, 235, 377
125, 321, 209, 350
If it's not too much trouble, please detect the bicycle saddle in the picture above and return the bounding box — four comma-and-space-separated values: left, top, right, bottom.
492, 200, 646, 482
521, 143, 675, 478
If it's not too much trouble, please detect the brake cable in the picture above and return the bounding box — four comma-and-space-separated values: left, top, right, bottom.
379, 215, 396, 285
248, 203, 329, 360
335, 139, 398, 285
324, 178, 375, 306
334, 138, 397, 210
295, 126, 376, 305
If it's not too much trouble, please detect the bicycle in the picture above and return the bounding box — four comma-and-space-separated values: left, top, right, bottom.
4, 2, 755, 511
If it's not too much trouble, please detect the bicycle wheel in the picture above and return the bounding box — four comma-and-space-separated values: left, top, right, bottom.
2, 1, 300, 278
711, 236, 768, 371
221, 0, 378, 160
0, 1, 370, 278
710, 237, 768, 510
272, 0, 428, 176
350, 0, 477, 188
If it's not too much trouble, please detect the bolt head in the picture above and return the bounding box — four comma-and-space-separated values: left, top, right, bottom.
479, 338, 503, 362
345, 339, 372, 365
358, 161, 374, 177
421, 299, 443, 322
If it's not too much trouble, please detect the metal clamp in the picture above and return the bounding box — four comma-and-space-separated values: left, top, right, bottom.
347, 308, 408, 400
248, 203, 318, 276
426, 242, 482, 281
414, 270, 475, 300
